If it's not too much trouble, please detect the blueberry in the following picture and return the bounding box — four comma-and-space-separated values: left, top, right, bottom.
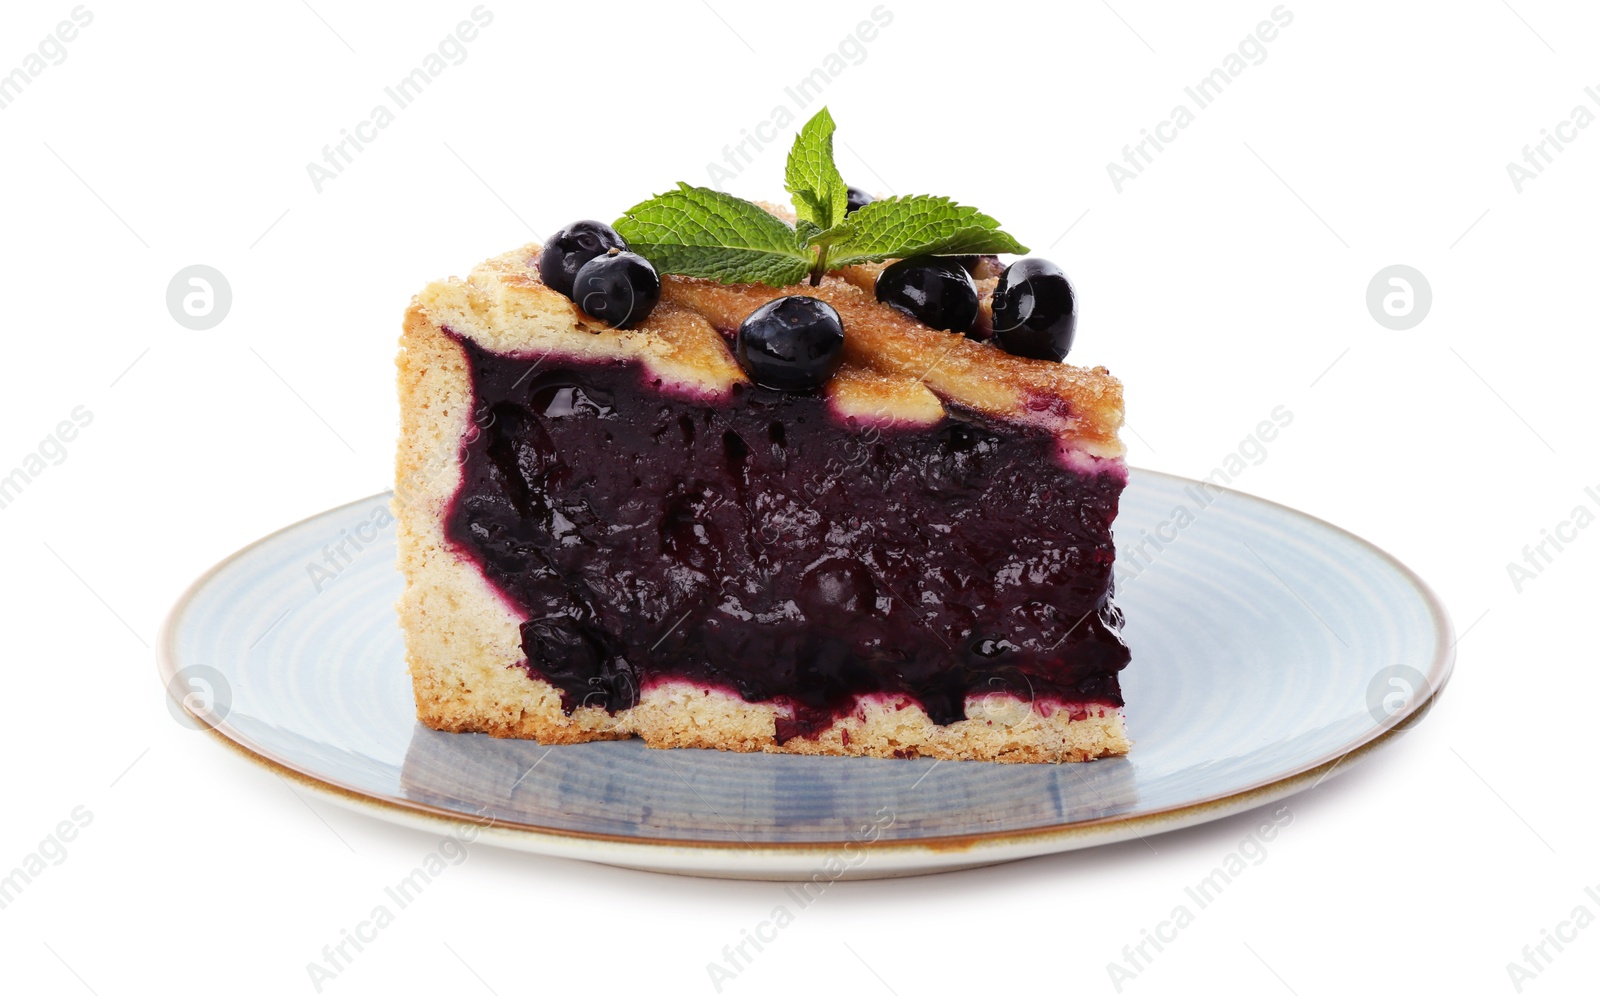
797, 557, 878, 618
572, 250, 660, 329
846, 185, 873, 214
992, 258, 1076, 361
537, 220, 625, 298
874, 256, 979, 333
736, 296, 845, 392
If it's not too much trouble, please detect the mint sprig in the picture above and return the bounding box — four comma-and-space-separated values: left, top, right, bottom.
784, 107, 849, 232
614, 107, 1028, 287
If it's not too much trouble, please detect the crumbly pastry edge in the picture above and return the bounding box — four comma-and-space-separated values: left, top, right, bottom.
394, 247, 1130, 763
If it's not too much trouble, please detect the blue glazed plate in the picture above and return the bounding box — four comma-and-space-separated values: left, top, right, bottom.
159, 470, 1453, 880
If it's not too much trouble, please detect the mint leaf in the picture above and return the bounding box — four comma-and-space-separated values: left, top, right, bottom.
615, 183, 813, 285
824, 195, 1029, 268
613, 116, 1030, 287
785, 107, 850, 231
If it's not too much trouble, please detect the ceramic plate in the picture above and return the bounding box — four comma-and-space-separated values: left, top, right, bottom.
159, 470, 1453, 880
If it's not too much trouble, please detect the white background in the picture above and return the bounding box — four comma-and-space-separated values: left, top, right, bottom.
2, 0, 1597, 993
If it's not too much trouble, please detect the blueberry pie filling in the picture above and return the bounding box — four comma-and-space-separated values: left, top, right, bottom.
444, 333, 1128, 742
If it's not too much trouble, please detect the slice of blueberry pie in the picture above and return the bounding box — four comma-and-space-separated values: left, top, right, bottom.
395, 109, 1131, 762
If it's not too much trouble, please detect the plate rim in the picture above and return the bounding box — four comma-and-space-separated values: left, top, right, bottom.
157, 469, 1455, 861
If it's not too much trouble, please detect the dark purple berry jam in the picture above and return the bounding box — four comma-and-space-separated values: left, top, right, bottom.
444, 335, 1130, 740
